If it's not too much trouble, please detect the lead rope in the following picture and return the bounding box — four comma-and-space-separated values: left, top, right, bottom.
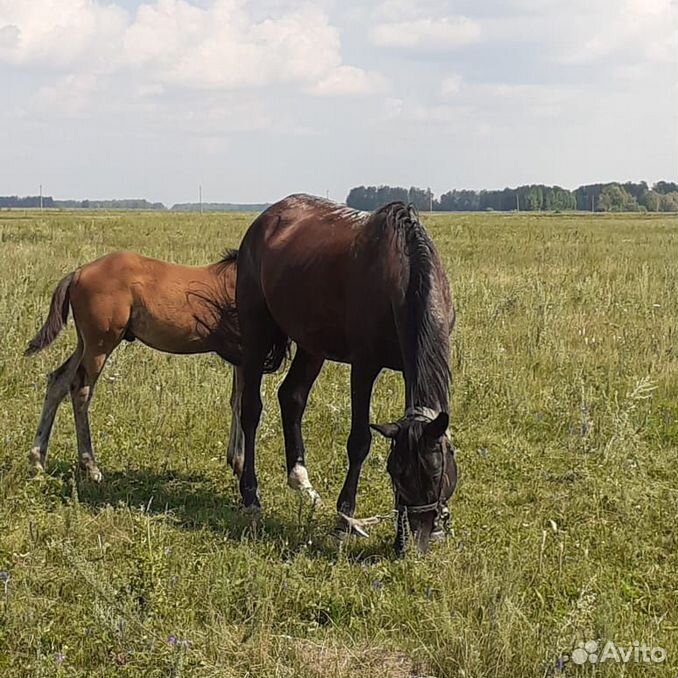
395, 503, 408, 553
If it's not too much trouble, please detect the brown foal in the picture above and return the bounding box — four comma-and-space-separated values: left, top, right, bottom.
25, 249, 244, 481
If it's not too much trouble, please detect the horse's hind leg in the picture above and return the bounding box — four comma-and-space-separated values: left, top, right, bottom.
28, 347, 82, 472
278, 348, 324, 505
70, 343, 118, 482
226, 365, 245, 476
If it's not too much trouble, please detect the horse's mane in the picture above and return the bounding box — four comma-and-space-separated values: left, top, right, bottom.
369, 202, 450, 411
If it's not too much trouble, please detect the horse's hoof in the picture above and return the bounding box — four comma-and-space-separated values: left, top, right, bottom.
304, 487, 322, 507
287, 464, 322, 506
243, 503, 261, 517
28, 447, 44, 472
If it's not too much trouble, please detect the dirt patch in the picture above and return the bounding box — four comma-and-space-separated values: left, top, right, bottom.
287, 637, 427, 678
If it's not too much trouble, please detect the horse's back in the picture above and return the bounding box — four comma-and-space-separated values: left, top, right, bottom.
238, 195, 404, 364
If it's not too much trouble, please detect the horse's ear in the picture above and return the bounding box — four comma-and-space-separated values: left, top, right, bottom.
370, 422, 400, 439
424, 412, 449, 439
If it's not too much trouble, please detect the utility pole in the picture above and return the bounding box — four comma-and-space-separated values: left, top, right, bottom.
199, 185, 203, 214
591, 193, 595, 212
428, 187, 433, 212
516, 192, 520, 212
39, 184, 43, 211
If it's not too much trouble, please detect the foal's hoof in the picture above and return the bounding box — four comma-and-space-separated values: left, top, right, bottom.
80, 463, 103, 483
230, 458, 244, 479
226, 450, 244, 479
28, 447, 45, 473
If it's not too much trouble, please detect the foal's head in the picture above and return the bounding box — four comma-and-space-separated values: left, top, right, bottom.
372, 408, 457, 555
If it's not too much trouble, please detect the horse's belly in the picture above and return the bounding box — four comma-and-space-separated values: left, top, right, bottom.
262, 256, 350, 361
274, 310, 350, 362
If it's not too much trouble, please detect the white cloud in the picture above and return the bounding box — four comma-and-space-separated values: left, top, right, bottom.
0, 0, 386, 96
370, 16, 480, 50
311, 65, 387, 96
122, 0, 343, 89
0, 0, 127, 67
488, 0, 677, 69
558, 0, 677, 65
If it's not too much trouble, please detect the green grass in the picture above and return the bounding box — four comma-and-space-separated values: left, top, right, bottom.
0, 209, 676, 677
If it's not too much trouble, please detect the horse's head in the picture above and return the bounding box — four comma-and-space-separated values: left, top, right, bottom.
372, 408, 457, 555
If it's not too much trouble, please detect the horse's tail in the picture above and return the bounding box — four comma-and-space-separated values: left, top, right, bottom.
263, 332, 291, 374
25, 272, 74, 357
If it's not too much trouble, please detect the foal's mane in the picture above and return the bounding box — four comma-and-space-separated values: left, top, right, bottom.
217, 248, 238, 267
202, 247, 285, 372
370, 202, 450, 411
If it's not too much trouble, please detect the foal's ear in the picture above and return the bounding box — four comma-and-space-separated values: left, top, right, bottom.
370, 422, 400, 439
424, 412, 449, 439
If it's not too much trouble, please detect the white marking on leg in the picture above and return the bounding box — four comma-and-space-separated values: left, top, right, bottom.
287, 463, 321, 505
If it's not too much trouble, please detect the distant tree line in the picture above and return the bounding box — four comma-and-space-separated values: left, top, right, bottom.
0, 195, 56, 208
0, 196, 166, 210
347, 181, 678, 212
170, 202, 270, 212
3, 181, 677, 212
0, 196, 273, 212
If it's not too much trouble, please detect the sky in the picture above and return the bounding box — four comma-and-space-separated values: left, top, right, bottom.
0, 0, 676, 205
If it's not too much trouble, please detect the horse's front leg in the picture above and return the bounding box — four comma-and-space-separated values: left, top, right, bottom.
336, 362, 380, 536
278, 349, 324, 505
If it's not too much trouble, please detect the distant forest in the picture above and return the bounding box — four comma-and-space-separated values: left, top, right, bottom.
0, 197, 166, 210
1, 181, 677, 212
171, 202, 270, 212
346, 181, 678, 212
0, 197, 267, 211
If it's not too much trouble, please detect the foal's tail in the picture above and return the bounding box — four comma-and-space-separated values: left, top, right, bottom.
24, 272, 74, 356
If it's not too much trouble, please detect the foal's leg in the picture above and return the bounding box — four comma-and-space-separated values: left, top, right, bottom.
226, 365, 245, 477
70, 344, 117, 482
278, 348, 324, 504
336, 362, 380, 534
28, 348, 82, 472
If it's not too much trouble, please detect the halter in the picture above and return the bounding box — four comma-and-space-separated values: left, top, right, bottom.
392, 406, 451, 520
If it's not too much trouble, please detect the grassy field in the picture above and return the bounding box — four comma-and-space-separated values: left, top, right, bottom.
0, 209, 676, 677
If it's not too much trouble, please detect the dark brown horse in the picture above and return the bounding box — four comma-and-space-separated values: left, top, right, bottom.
24, 250, 254, 481
235, 194, 457, 554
